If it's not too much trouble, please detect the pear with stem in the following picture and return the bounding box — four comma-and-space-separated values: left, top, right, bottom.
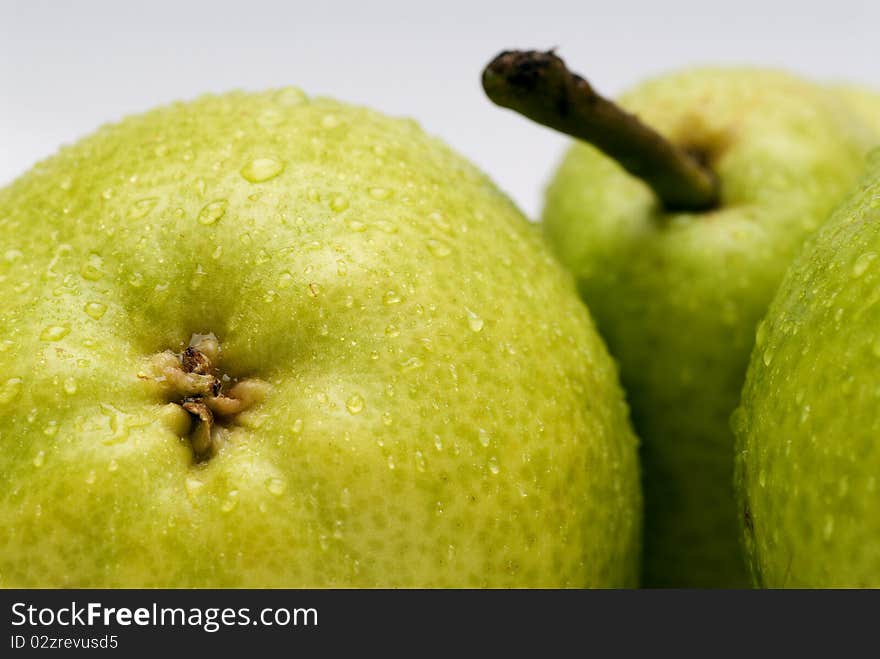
483, 50, 878, 586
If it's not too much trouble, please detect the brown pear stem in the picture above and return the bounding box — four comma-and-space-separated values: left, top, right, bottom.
482, 49, 719, 211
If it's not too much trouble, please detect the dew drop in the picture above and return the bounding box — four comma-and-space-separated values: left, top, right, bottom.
33, 450, 45, 467
41, 325, 70, 342
382, 411, 393, 426
385, 324, 400, 337
85, 470, 96, 485
762, 347, 774, 366
799, 405, 811, 425
426, 239, 451, 257
128, 198, 159, 220
488, 457, 500, 475
63, 377, 77, 395
292, 418, 304, 434
387, 455, 396, 470
755, 320, 767, 347
383, 291, 401, 305
336, 260, 348, 276
256, 108, 284, 127
221, 490, 239, 513
241, 157, 285, 183
80, 254, 104, 281
399, 356, 423, 372
265, 477, 287, 496
823, 515, 834, 540
853, 252, 877, 278
322, 114, 340, 128
346, 394, 365, 414
368, 187, 392, 200
374, 220, 397, 234
198, 200, 228, 225
84, 301, 107, 320
465, 307, 484, 332
278, 271, 294, 288
0, 377, 23, 404
429, 211, 452, 233
129, 272, 145, 287
275, 87, 308, 106
108, 459, 119, 472
330, 195, 349, 212
415, 450, 426, 472
478, 428, 491, 447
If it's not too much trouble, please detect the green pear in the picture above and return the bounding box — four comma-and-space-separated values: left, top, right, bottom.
0, 89, 642, 587
483, 51, 877, 586
734, 153, 880, 587
836, 85, 880, 135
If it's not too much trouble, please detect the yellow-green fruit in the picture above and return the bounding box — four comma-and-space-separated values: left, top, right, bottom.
0, 89, 641, 587
837, 85, 880, 135
543, 69, 876, 587
735, 154, 880, 587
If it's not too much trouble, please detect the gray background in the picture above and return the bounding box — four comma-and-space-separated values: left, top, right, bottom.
2, 0, 878, 218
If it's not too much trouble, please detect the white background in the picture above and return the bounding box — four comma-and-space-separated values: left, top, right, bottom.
1, 0, 878, 218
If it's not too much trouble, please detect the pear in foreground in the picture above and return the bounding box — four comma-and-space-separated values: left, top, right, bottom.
484, 51, 877, 586
735, 154, 880, 587
0, 89, 641, 587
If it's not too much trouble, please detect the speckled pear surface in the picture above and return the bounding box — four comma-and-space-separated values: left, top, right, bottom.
734, 155, 880, 587
543, 69, 876, 587
0, 89, 641, 587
